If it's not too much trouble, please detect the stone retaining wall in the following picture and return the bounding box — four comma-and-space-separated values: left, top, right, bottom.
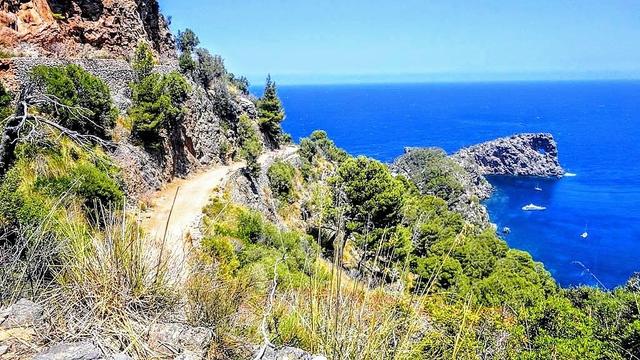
0, 57, 176, 111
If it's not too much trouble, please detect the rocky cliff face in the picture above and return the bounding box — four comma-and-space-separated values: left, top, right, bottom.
452, 133, 564, 177
0, 0, 174, 60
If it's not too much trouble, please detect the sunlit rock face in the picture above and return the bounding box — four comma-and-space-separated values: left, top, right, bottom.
452, 133, 565, 178
0, 0, 175, 61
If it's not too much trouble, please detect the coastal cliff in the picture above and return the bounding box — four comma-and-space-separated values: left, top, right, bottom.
452, 133, 564, 177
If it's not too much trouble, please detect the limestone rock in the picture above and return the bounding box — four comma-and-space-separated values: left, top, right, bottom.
109, 353, 133, 360
257, 346, 326, 360
0, 0, 175, 60
452, 133, 564, 177
147, 322, 213, 358
0, 298, 45, 329
33, 341, 101, 360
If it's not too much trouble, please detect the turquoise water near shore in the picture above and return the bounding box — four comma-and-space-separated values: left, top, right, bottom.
255, 81, 640, 288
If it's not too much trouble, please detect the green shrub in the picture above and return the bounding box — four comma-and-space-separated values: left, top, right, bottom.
31, 64, 117, 139
195, 48, 227, 89
267, 160, 296, 203
0, 81, 12, 120
132, 42, 155, 82
129, 72, 190, 147
0, 168, 50, 228
237, 114, 262, 177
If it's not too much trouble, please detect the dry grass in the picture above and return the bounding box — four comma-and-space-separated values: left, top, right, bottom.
0, 200, 179, 358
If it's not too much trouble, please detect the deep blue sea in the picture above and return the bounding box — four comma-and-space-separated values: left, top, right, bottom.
255, 81, 640, 289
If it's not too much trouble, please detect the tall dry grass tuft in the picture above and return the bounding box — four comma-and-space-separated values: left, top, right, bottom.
1, 199, 178, 357
48, 201, 178, 356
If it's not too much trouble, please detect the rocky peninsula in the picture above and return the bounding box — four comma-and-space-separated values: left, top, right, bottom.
394, 133, 564, 227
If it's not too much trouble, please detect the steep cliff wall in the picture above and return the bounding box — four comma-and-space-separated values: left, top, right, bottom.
452, 133, 564, 177
0, 0, 175, 60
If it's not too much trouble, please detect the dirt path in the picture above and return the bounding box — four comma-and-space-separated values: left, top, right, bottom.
141, 146, 298, 281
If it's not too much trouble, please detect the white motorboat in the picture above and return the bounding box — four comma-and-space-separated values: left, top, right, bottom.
522, 203, 546, 211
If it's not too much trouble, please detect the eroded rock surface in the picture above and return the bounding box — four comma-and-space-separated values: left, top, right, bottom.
452, 133, 564, 177
147, 322, 214, 359
0, 0, 174, 60
33, 341, 101, 360
0, 298, 44, 329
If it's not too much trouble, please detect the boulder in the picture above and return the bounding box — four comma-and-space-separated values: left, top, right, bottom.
33, 341, 101, 360
257, 346, 326, 360
147, 322, 213, 358
0, 298, 45, 329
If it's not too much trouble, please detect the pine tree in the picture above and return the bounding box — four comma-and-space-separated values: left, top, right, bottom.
132, 42, 155, 82
257, 74, 285, 148
177, 29, 199, 75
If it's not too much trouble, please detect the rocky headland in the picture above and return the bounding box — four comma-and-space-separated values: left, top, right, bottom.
394, 133, 564, 227
452, 133, 565, 178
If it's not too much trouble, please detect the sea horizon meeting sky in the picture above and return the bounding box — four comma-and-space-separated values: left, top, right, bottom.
159, 0, 640, 85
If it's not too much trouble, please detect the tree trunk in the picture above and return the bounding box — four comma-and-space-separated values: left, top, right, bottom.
0, 88, 28, 178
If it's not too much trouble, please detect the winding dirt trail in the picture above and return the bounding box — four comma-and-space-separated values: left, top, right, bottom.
140, 146, 298, 281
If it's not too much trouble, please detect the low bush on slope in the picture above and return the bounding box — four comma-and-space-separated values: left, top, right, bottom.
31, 64, 117, 139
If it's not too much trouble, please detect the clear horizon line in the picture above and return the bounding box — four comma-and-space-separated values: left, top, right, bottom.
245, 71, 640, 86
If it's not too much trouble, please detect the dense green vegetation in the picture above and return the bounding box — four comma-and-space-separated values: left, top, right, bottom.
396, 148, 466, 202
257, 75, 287, 147
237, 114, 262, 177
0, 81, 12, 120
31, 64, 117, 139
176, 28, 250, 95
252, 130, 640, 359
129, 43, 190, 147
267, 160, 296, 203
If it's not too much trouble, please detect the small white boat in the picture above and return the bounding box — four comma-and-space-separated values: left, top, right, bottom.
581, 224, 589, 238
534, 184, 543, 191
522, 203, 546, 211
564, 172, 577, 177
502, 226, 511, 234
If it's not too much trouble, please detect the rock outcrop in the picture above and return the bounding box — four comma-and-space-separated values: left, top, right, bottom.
0, 0, 174, 60
147, 322, 214, 359
452, 133, 564, 177
257, 346, 327, 360
33, 341, 101, 360
0, 56, 261, 199
395, 133, 564, 227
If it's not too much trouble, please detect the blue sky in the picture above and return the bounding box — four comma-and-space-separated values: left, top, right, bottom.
158, 0, 640, 84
